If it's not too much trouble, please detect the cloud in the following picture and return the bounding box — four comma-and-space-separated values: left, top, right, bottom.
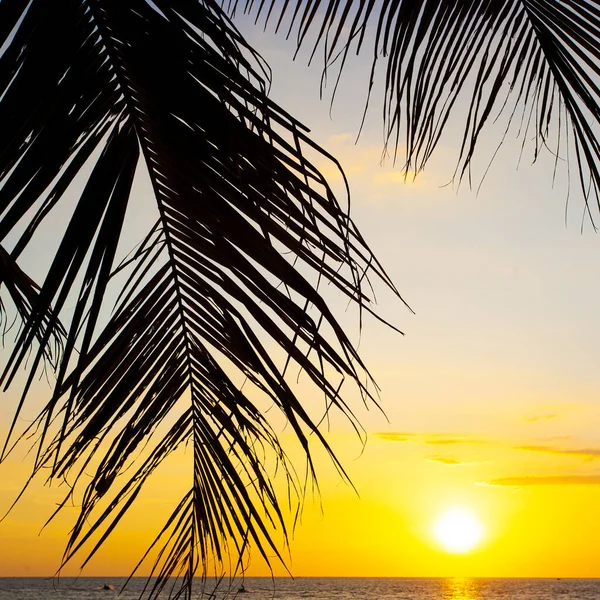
515, 444, 600, 461
428, 456, 463, 465
327, 132, 355, 144
375, 432, 482, 445
314, 134, 437, 201
522, 413, 558, 423
315, 145, 376, 180
425, 438, 469, 445
375, 432, 413, 442
424, 435, 482, 445
482, 475, 600, 487
426, 455, 483, 466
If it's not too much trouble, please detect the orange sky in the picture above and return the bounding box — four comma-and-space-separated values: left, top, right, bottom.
4, 427, 600, 577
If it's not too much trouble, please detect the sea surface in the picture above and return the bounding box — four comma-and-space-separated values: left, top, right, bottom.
0, 577, 597, 600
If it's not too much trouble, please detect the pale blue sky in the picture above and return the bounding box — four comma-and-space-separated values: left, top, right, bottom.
234, 14, 600, 443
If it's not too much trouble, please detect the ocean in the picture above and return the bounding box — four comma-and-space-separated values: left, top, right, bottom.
0, 577, 598, 600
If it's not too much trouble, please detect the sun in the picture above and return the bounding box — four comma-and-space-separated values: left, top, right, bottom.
433, 507, 483, 553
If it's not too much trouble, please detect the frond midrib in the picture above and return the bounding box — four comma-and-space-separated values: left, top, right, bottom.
85, 0, 196, 372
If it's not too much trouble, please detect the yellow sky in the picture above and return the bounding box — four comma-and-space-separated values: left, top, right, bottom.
4, 426, 600, 577
3, 13, 600, 580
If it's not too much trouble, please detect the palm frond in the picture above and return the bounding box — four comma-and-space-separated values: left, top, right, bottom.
0, 0, 400, 597
0, 245, 65, 372
239, 0, 600, 218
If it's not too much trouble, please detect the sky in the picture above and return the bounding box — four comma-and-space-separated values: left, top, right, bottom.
3, 7, 600, 579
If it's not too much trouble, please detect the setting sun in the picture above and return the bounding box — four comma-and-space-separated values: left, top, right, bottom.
433, 508, 484, 554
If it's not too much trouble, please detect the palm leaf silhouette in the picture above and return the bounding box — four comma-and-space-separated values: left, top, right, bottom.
0, 1, 399, 596
240, 0, 600, 215
2, 1, 600, 598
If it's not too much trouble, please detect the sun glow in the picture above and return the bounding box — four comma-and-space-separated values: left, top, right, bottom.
433, 508, 483, 554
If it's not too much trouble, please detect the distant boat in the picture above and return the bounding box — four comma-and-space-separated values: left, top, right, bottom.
102, 584, 114, 591
238, 585, 248, 594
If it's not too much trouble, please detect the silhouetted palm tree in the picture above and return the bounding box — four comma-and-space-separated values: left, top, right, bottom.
1, 1, 599, 598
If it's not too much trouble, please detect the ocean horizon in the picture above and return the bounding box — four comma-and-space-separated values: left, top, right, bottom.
1, 576, 599, 600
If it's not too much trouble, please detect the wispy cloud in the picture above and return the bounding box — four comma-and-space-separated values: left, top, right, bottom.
522, 413, 558, 423
375, 432, 412, 443
424, 434, 482, 445
482, 475, 600, 487
428, 456, 463, 465
375, 432, 482, 445
425, 437, 472, 445
327, 132, 354, 144
427, 455, 482, 466
316, 134, 434, 200
515, 444, 600, 461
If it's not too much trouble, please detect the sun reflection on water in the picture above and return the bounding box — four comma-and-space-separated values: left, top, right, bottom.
439, 577, 483, 600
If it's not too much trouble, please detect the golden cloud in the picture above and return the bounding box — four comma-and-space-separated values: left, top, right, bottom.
515, 445, 600, 461
427, 456, 465, 465
375, 432, 482, 445
522, 414, 559, 423
483, 475, 600, 487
